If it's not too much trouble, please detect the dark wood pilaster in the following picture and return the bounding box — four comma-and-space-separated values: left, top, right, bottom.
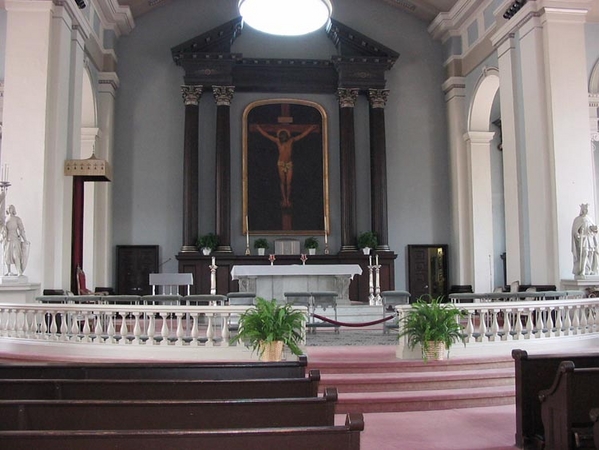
181, 85, 202, 252
213, 86, 234, 253
368, 89, 390, 251
70, 176, 84, 293
338, 88, 359, 252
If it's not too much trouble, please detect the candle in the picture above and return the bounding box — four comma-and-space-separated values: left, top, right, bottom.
369, 255, 372, 266
212, 256, 215, 266
376, 254, 379, 266
245, 216, 250, 246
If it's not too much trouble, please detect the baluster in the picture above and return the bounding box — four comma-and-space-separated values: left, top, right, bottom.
60, 311, 69, 340
106, 315, 116, 343
525, 309, 534, 339
221, 312, 230, 346
206, 314, 214, 347
160, 312, 169, 345
175, 313, 184, 346
82, 313, 91, 342
69, 310, 78, 339
464, 311, 474, 343
7, 309, 16, 336
545, 306, 556, 338
147, 314, 156, 345
477, 310, 487, 342
554, 306, 563, 337
563, 307, 572, 336
191, 313, 200, 346
489, 309, 499, 342
94, 315, 103, 344
133, 312, 142, 344
572, 306, 581, 335
502, 307, 512, 341
119, 311, 129, 344
580, 306, 589, 334
536, 308, 546, 338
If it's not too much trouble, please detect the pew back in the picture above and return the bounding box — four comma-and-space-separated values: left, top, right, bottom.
539, 362, 599, 450
0, 388, 338, 431
0, 412, 364, 450
512, 349, 599, 449
0, 370, 320, 400
0, 356, 307, 380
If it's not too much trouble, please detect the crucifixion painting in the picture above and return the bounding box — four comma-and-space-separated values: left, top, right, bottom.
243, 100, 328, 234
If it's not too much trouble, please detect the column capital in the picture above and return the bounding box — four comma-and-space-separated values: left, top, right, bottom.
212, 86, 235, 106
181, 85, 203, 106
98, 72, 120, 95
367, 89, 389, 109
463, 131, 496, 144
337, 88, 359, 108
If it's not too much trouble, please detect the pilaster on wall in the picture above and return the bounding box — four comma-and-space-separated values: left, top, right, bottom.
443, 77, 472, 287
464, 131, 495, 292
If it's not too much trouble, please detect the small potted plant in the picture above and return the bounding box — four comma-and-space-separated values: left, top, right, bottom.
357, 231, 378, 255
398, 296, 466, 361
197, 233, 219, 255
304, 237, 319, 255
253, 238, 269, 256
231, 297, 305, 361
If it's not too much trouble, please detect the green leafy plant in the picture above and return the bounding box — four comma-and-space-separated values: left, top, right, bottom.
304, 237, 319, 249
357, 231, 378, 249
398, 296, 466, 361
197, 233, 219, 251
253, 238, 269, 249
231, 297, 305, 357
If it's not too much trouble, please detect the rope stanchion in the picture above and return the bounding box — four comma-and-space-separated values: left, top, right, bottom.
312, 313, 396, 328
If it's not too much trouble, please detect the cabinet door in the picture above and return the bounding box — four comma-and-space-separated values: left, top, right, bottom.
408, 245, 448, 301
116, 245, 159, 295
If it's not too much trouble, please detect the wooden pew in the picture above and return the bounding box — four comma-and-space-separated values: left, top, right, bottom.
0, 387, 338, 431
0, 356, 307, 380
512, 349, 599, 449
0, 369, 320, 400
538, 361, 599, 450
0, 412, 364, 450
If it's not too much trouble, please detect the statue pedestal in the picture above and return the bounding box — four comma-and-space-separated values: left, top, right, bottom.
561, 277, 599, 295
0, 277, 40, 303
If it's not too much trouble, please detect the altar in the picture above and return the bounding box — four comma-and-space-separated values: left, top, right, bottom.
230, 264, 363, 304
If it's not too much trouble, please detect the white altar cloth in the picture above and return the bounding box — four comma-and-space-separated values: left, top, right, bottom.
230, 264, 362, 304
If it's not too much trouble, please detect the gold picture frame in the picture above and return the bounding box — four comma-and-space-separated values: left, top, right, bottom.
242, 99, 329, 235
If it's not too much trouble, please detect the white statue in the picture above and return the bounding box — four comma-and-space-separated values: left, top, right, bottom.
0, 188, 29, 276
571, 203, 599, 277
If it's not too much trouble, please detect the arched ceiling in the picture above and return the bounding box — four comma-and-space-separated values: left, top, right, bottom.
117, 0, 461, 24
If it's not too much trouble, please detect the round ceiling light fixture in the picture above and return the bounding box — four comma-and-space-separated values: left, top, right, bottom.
238, 0, 333, 36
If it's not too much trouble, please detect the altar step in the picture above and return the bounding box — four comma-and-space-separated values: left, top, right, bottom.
307, 347, 515, 414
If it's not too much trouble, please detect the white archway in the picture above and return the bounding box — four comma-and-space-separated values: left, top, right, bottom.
465, 67, 500, 292
590, 58, 599, 217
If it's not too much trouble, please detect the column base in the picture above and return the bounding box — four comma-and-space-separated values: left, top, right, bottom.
215, 246, 233, 253
340, 245, 358, 252
376, 245, 391, 252
180, 245, 198, 253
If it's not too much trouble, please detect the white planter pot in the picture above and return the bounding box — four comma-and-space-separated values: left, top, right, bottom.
202, 247, 212, 256
308, 248, 316, 255
257, 248, 265, 256
362, 247, 371, 255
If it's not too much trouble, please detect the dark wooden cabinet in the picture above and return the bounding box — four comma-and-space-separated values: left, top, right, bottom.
116, 245, 159, 295
177, 252, 397, 302
407, 245, 448, 301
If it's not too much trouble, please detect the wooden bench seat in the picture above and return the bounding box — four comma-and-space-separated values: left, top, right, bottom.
539, 361, 599, 450
0, 356, 307, 380
512, 349, 599, 449
0, 370, 320, 400
0, 388, 337, 431
0, 412, 363, 450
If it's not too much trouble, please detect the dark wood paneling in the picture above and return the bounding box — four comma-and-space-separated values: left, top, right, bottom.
116, 245, 159, 295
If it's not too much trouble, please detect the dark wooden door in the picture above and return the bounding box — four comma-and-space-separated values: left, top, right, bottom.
116, 245, 159, 295
407, 245, 448, 301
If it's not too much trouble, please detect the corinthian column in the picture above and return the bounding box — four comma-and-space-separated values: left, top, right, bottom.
213, 86, 234, 253
338, 88, 359, 252
368, 89, 390, 251
180, 85, 202, 252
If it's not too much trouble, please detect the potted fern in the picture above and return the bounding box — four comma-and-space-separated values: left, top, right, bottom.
304, 237, 319, 255
231, 297, 305, 361
357, 231, 377, 255
253, 238, 269, 256
398, 296, 466, 361
197, 233, 219, 255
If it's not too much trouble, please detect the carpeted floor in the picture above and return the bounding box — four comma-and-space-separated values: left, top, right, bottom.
305, 329, 398, 346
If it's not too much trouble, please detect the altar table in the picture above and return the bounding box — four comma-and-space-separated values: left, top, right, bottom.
230, 264, 362, 304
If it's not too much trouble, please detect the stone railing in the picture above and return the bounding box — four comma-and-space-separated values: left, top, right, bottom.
396, 296, 599, 359
0, 303, 308, 362
448, 290, 584, 303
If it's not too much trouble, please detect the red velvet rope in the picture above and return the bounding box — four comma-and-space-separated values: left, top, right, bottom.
312, 313, 397, 328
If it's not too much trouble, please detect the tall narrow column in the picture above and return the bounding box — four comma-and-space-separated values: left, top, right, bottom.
70, 177, 84, 293
368, 89, 390, 251
213, 86, 234, 253
180, 85, 202, 252
338, 88, 359, 252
